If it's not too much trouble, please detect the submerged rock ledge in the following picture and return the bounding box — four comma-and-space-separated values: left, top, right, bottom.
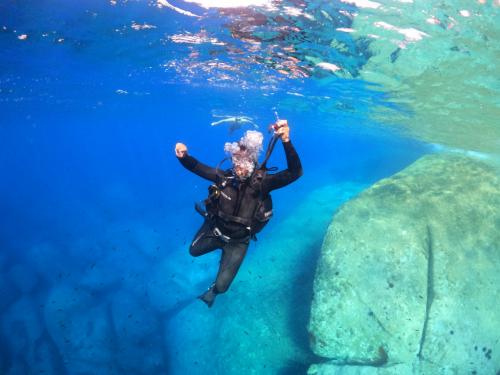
308, 153, 500, 375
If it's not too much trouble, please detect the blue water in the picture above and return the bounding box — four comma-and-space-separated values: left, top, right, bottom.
0, 1, 431, 374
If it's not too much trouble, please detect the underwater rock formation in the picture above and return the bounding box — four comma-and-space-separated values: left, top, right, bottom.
308, 154, 500, 374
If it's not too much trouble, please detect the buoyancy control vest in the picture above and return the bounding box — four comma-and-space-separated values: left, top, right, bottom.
201, 168, 273, 236
194, 134, 281, 237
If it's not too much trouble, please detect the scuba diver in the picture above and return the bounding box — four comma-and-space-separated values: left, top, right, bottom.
174, 119, 302, 307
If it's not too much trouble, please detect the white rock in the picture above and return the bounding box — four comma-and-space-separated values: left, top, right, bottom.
309, 154, 500, 373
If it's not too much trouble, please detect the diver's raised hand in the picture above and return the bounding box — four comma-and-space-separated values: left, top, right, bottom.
275, 120, 290, 142
175, 143, 188, 158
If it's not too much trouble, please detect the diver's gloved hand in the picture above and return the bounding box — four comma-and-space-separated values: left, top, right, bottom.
175, 142, 188, 158
275, 120, 290, 142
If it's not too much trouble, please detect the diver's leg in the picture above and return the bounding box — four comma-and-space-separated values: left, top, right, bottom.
198, 239, 250, 308
189, 220, 225, 307
214, 240, 250, 294
189, 220, 221, 257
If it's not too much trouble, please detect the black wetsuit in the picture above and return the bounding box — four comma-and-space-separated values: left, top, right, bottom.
177, 140, 302, 297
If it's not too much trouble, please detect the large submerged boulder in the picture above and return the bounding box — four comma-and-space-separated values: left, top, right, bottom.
308, 154, 500, 374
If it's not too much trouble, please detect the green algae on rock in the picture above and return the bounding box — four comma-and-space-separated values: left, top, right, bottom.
308, 154, 500, 374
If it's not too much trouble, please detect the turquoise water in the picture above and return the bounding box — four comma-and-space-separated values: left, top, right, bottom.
0, 1, 498, 374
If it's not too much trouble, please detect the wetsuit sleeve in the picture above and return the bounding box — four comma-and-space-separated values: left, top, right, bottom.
262, 140, 303, 192
177, 154, 221, 182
